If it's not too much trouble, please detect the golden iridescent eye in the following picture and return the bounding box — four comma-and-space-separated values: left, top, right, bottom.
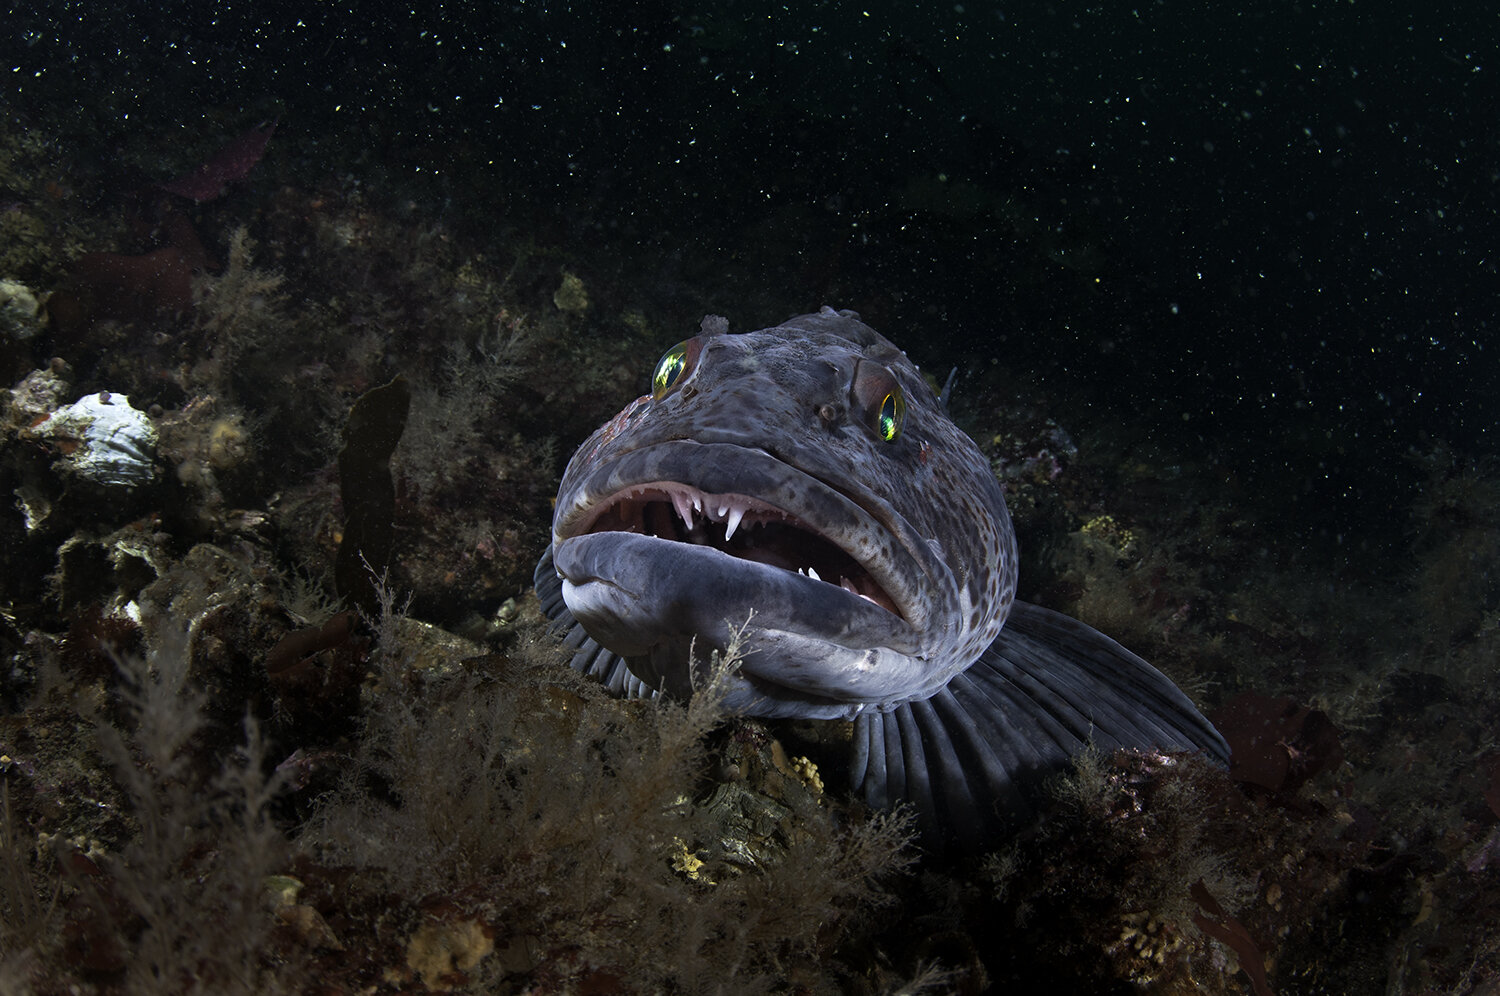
852, 361, 906, 443
651, 337, 702, 399
876, 388, 905, 442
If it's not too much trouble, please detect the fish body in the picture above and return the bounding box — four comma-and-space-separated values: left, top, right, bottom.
538, 307, 1227, 846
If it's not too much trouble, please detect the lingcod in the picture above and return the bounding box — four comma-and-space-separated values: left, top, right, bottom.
536, 307, 1228, 847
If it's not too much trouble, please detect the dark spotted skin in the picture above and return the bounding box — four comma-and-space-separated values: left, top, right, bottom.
550, 307, 1019, 719
543, 307, 1231, 845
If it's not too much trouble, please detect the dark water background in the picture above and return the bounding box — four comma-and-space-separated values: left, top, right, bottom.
8, 0, 1492, 539
3, 2, 1498, 993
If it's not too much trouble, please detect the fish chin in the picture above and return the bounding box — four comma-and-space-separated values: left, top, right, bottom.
554, 531, 941, 714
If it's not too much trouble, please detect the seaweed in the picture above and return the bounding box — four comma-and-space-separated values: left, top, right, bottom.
158, 122, 276, 203
334, 375, 410, 617
1190, 879, 1273, 996
290, 600, 916, 993
2, 622, 296, 994
1210, 692, 1345, 802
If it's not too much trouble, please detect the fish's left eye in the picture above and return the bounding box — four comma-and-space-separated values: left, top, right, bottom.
852, 361, 906, 443
876, 388, 905, 442
651, 337, 703, 399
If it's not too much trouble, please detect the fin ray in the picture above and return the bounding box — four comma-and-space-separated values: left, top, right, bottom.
851, 600, 1228, 846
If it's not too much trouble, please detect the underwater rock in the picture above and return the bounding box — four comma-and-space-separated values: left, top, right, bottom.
154, 396, 258, 536
32, 391, 159, 488
989, 408, 1078, 484
53, 525, 169, 614
0, 278, 43, 342
552, 270, 589, 313
5, 365, 70, 427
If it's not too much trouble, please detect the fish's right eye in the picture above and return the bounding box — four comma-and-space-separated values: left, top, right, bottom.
651, 337, 702, 399
851, 361, 906, 443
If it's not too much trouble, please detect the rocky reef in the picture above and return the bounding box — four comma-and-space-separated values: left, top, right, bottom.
0, 84, 1495, 995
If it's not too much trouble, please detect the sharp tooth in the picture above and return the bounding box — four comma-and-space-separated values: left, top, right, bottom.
691, 494, 702, 514
670, 489, 694, 525
841, 577, 859, 594
806, 565, 821, 582
724, 504, 745, 540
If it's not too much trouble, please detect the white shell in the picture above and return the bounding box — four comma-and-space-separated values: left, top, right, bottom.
38, 392, 159, 487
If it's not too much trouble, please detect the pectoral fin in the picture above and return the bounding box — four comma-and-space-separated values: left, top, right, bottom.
850, 600, 1229, 850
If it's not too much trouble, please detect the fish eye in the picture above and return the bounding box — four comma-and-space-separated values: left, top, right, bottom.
651, 337, 702, 399
852, 361, 906, 443
876, 388, 905, 442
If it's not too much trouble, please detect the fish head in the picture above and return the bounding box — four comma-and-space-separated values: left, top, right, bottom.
550, 307, 1017, 719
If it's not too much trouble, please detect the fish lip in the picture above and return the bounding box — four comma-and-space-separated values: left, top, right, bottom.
554, 530, 930, 707
553, 439, 928, 628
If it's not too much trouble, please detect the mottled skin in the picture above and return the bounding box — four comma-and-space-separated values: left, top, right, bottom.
542, 307, 1228, 842
550, 307, 1014, 718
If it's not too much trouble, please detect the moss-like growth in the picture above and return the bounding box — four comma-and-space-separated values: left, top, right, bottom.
2, 623, 293, 994
296, 608, 915, 992
958, 748, 1260, 991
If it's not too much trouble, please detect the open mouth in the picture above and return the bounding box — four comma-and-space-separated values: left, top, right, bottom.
575, 481, 902, 617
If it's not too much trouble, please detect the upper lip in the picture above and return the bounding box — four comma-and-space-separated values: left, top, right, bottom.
555, 429, 927, 618
565, 478, 905, 619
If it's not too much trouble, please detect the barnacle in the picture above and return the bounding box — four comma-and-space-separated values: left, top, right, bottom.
791, 755, 824, 795
1108, 909, 1186, 982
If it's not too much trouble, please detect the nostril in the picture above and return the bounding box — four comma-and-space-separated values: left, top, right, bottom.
817, 402, 844, 425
